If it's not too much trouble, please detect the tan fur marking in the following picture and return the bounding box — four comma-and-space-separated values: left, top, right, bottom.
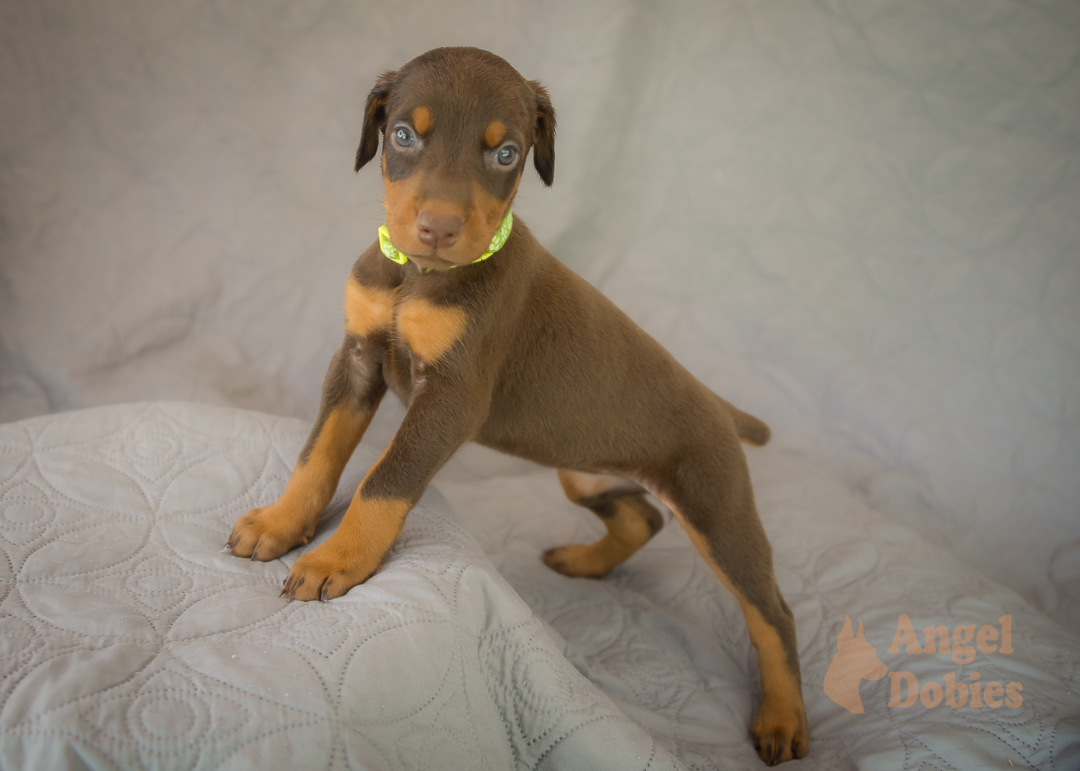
398, 297, 467, 363
382, 173, 515, 266
443, 179, 511, 262
475, 180, 510, 231
284, 495, 410, 601
383, 175, 424, 256
743, 603, 805, 709
284, 408, 370, 509
412, 106, 431, 135
229, 406, 375, 560
558, 469, 634, 502
330, 494, 409, 572
484, 119, 506, 148
544, 496, 655, 578
678, 521, 807, 763
345, 276, 395, 338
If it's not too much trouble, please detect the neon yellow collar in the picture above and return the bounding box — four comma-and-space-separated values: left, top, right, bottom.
378, 210, 513, 269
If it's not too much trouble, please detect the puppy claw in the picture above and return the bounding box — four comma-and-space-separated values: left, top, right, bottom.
541, 547, 563, 572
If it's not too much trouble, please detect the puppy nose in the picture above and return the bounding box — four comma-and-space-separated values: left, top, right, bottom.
416, 210, 462, 248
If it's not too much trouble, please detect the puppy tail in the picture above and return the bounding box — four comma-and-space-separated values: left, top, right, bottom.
729, 404, 771, 447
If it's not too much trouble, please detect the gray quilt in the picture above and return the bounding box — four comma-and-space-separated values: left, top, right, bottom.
1, 404, 681, 770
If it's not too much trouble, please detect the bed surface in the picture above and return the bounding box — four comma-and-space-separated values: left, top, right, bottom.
0, 403, 681, 770
1, 402, 1075, 770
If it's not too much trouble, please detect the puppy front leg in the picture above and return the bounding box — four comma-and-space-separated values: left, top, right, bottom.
282, 384, 485, 601
229, 334, 386, 561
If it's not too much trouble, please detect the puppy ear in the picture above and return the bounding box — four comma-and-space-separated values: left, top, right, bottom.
355, 71, 395, 173
528, 80, 556, 186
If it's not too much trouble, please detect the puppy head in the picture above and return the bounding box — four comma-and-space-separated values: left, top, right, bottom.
355, 47, 556, 271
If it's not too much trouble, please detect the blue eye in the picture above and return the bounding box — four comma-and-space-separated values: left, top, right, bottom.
394, 126, 415, 148
495, 146, 517, 166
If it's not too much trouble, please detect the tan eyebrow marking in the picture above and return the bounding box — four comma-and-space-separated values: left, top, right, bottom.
484, 120, 506, 148
411, 106, 431, 135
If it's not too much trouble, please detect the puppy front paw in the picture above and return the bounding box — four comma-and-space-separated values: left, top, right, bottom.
281, 537, 381, 602
228, 505, 313, 561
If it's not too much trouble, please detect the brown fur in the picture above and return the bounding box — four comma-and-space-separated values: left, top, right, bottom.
228, 46, 807, 764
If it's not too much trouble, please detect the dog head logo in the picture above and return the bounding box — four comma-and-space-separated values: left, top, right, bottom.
824, 615, 887, 714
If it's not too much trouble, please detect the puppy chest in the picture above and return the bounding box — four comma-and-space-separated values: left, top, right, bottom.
383, 300, 467, 401
393, 297, 467, 364
345, 277, 467, 382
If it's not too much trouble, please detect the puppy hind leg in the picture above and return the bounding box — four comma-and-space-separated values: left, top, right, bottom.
542, 470, 664, 579
661, 458, 808, 765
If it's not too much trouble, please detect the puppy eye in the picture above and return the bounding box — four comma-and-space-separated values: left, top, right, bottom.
495, 145, 517, 167
393, 126, 416, 148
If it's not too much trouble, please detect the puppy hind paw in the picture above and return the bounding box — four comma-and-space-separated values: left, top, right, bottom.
541, 544, 611, 579
751, 707, 809, 765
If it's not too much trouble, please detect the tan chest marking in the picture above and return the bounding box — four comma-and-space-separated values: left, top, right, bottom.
345, 276, 395, 338
397, 297, 467, 363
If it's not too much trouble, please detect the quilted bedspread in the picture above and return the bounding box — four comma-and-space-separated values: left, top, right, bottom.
0, 403, 681, 770
1, 402, 1077, 770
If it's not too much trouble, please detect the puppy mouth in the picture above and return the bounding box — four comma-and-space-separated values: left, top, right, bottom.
383, 212, 504, 271
391, 233, 491, 271
406, 250, 462, 271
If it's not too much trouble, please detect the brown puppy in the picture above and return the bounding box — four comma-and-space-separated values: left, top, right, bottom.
228, 47, 808, 765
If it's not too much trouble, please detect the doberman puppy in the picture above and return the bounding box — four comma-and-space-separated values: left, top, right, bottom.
228, 47, 808, 765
